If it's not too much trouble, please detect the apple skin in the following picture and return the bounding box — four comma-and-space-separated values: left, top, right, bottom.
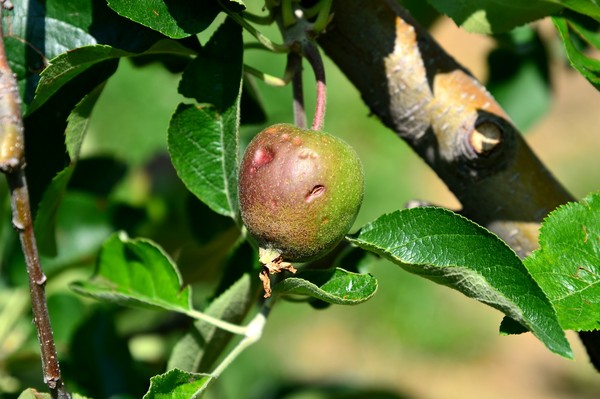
238, 123, 364, 262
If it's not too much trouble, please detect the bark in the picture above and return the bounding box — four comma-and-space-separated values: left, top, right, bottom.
317, 0, 599, 369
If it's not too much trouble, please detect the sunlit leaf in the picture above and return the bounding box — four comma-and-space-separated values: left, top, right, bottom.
71, 232, 193, 313
349, 207, 572, 358
144, 369, 212, 399
526, 192, 600, 331
274, 268, 378, 305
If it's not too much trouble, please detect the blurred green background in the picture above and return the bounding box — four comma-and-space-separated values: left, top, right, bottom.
2, 3, 600, 399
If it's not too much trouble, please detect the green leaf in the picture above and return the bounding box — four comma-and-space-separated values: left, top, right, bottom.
426, 0, 563, 34
34, 167, 75, 257
525, 192, 600, 331
107, 0, 222, 39
168, 269, 260, 372
71, 232, 193, 313
168, 18, 242, 219
144, 369, 212, 399
274, 268, 378, 305
18, 389, 91, 399
348, 207, 572, 358
168, 103, 240, 218
178, 18, 244, 112
30, 40, 195, 114
65, 83, 106, 160
3, 0, 165, 109
553, 12, 600, 90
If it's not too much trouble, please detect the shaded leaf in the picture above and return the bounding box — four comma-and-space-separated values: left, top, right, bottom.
178, 18, 244, 111
71, 232, 193, 313
64, 308, 146, 398
144, 369, 212, 399
18, 389, 91, 399
107, 0, 222, 39
553, 11, 600, 90
168, 271, 260, 372
34, 167, 75, 257
2, 0, 165, 109
348, 207, 572, 358
30, 40, 195, 114
274, 268, 378, 305
525, 192, 600, 331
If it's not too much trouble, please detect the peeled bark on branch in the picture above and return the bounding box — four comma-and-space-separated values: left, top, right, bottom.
317, 0, 598, 369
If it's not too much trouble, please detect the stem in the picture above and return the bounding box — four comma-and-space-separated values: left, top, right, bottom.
224, 6, 289, 53
184, 309, 249, 336
244, 64, 290, 87
0, 4, 69, 397
6, 172, 70, 399
192, 298, 275, 398
302, 41, 327, 131
311, 0, 333, 34
288, 52, 307, 128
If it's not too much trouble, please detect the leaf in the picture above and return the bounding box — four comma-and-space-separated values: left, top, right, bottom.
348, 207, 573, 358
553, 11, 600, 90
144, 369, 212, 399
65, 83, 106, 160
2, 0, 165, 109
426, 0, 563, 34
178, 18, 244, 111
71, 232, 193, 313
30, 40, 195, 114
107, 0, 222, 39
18, 389, 91, 399
525, 192, 600, 331
486, 26, 551, 132
168, 104, 240, 218
168, 18, 242, 219
168, 269, 260, 372
33, 167, 75, 257
274, 268, 378, 305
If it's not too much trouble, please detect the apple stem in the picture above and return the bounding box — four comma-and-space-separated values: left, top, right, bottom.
288, 52, 307, 129
303, 41, 327, 131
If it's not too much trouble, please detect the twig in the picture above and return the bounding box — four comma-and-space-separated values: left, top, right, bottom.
302, 41, 326, 131
288, 52, 307, 128
0, 3, 70, 398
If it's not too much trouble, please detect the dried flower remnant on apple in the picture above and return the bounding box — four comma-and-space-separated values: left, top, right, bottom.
238, 123, 364, 296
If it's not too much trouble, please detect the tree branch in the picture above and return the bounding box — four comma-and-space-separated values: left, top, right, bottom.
317, 0, 599, 369
0, 3, 70, 397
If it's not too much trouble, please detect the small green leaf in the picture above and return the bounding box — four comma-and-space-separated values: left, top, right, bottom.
348, 207, 572, 358
65, 83, 106, 160
107, 0, 222, 39
274, 268, 378, 305
553, 11, 600, 90
34, 167, 75, 257
144, 369, 212, 399
71, 232, 193, 313
525, 192, 600, 331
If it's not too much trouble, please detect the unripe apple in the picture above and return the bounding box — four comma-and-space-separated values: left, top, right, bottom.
238, 123, 364, 263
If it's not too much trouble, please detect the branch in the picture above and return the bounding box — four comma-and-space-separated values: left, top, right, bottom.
0, 4, 70, 397
317, 0, 599, 369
